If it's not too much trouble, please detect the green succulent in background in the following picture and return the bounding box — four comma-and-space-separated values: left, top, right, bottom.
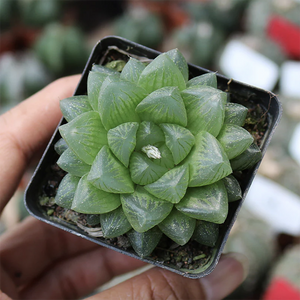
0, 0, 15, 29
34, 23, 89, 76
18, 0, 61, 27
54, 49, 261, 257
0, 51, 51, 114
114, 8, 163, 49
173, 22, 225, 68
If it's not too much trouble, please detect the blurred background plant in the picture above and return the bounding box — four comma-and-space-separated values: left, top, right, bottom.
1, 1, 299, 299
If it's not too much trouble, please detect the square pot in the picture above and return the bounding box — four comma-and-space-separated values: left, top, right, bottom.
25, 36, 282, 279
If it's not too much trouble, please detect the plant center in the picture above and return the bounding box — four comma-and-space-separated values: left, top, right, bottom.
142, 145, 161, 159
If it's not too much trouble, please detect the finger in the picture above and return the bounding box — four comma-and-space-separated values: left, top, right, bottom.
20, 247, 146, 300
0, 75, 80, 210
0, 290, 13, 300
87, 253, 248, 300
0, 217, 98, 289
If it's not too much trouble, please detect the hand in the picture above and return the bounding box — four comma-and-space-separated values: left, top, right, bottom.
0, 76, 248, 300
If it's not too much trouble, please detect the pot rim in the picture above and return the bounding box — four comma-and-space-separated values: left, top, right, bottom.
24, 35, 282, 279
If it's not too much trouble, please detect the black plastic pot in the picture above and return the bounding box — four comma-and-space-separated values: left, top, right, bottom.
25, 36, 282, 279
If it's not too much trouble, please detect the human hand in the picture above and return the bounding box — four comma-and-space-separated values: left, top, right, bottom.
0, 76, 248, 300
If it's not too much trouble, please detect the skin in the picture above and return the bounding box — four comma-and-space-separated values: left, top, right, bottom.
0, 76, 248, 300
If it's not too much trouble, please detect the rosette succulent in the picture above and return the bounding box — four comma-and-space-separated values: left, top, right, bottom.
54, 49, 261, 258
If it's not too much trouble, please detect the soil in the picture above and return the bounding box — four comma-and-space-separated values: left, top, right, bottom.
39, 170, 213, 272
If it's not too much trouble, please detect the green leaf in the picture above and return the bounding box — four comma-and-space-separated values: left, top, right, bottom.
105, 60, 126, 72
186, 73, 217, 89
176, 181, 228, 224
100, 206, 132, 238
107, 122, 139, 167
144, 165, 189, 204
217, 124, 254, 160
121, 186, 173, 232
60, 95, 92, 122
129, 152, 168, 185
166, 48, 189, 82
230, 143, 262, 171
136, 87, 187, 127
181, 86, 227, 136
54, 138, 68, 155
98, 76, 147, 130
222, 175, 242, 202
88, 146, 134, 194
152, 144, 175, 169
86, 215, 100, 226
158, 208, 196, 245
72, 174, 121, 214
57, 148, 91, 177
135, 121, 165, 151
185, 131, 232, 187
193, 220, 219, 247
120, 57, 145, 83
160, 123, 195, 165
127, 227, 163, 257
138, 53, 186, 93
87, 71, 111, 111
59, 112, 107, 165
55, 174, 80, 209
224, 103, 248, 126
91, 64, 120, 75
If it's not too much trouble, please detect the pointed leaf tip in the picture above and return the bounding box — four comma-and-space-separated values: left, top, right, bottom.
127, 227, 162, 257
100, 206, 132, 238
72, 174, 121, 214
224, 103, 248, 126
160, 123, 195, 165
158, 208, 196, 245
181, 86, 226, 136
60, 95, 92, 122
107, 122, 139, 167
121, 186, 173, 232
176, 181, 228, 224
58, 111, 107, 165
185, 131, 232, 187
217, 124, 254, 160
138, 53, 186, 93
135, 121, 165, 151
55, 174, 80, 209
98, 76, 147, 130
88, 145, 134, 194
129, 152, 168, 185
120, 58, 145, 83
187, 73, 217, 89
57, 148, 91, 177
136, 86, 187, 127
166, 48, 189, 83
145, 165, 189, 204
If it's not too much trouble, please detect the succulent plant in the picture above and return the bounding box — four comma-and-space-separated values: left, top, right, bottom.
18, 0, 61, 27
0, 51, 51, 114
54, 49, 261, 258
114, 7, 163, 49
34, 23, 89, 76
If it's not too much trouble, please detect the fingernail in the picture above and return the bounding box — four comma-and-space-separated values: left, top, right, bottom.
199, 252, 249, 300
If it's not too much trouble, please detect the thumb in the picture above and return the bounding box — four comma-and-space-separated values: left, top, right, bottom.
87, 252, 248, 300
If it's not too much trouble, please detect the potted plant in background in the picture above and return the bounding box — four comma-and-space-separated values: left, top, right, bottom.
25, 36, 282, 278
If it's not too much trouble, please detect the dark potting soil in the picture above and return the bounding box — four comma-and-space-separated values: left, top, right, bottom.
39, 170, 213, 272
